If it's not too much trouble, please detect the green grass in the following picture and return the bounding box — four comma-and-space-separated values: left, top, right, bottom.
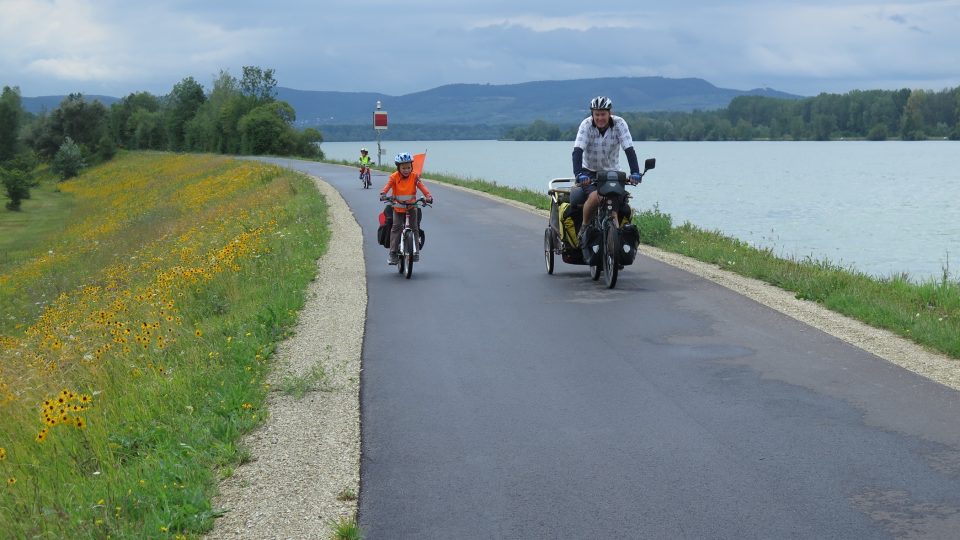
0, 153, 330, 538
330, 516, 363, 540
0, 167, 74, 267
326, 159, 960, 360
655, 222, 960, 358
279, 362, 333, 399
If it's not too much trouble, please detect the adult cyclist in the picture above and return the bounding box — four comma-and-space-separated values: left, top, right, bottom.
572, 96, 642, 242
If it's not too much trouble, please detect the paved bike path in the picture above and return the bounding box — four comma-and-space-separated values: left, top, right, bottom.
261, 158, 960, 539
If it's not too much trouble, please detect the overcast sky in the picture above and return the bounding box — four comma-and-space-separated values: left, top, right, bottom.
2, 0, 959, 98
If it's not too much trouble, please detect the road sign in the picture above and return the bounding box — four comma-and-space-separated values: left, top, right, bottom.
374, 111, 388, 130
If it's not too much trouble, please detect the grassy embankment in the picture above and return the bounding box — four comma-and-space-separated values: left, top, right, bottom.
331, 158, 960, 360
1, 152, 329, 538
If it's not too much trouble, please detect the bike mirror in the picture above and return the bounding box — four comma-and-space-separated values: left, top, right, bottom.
644, 158, 656, 171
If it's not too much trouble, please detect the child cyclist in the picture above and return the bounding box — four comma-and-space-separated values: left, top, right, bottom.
380, 152, 433, 265
358, 148, 373, 182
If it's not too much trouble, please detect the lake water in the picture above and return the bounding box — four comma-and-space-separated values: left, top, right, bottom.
321, 140, 960, 281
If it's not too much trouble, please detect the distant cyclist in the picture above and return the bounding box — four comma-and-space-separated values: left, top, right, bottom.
572, 96, 642, 238
379, 152, 434, 265
359, 148, 373, 186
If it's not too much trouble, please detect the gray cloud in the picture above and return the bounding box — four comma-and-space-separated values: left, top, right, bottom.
1, 0, 958, 98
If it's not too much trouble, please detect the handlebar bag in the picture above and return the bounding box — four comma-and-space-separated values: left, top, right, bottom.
596, 170, 628, 198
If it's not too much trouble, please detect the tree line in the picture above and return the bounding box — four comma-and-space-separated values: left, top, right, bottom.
2, 66, 323, 210
503, 86, 960, 142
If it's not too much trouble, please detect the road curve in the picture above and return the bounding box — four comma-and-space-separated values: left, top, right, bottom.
259, 158, 960, 539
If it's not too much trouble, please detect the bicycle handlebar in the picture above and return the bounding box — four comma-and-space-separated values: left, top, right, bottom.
380, 196, 432, 207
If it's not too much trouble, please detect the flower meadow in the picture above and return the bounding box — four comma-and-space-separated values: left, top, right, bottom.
0, 152, 328, 538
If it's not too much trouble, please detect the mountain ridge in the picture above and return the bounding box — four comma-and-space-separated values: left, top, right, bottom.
21, 76, 803, 126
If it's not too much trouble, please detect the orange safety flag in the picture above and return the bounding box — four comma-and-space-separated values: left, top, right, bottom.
412, 152, 427, 178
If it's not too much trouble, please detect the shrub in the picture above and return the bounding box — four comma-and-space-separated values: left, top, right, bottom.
1, 166, 31, 210
52, 137, 85, 180
634, 203, 673, 246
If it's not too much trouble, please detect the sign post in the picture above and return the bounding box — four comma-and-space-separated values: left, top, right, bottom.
373, 100, 388, 166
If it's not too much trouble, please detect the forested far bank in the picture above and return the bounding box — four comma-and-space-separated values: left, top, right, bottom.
503, 86, 960, 142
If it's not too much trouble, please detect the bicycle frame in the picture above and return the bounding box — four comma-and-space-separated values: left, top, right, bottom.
398, 209, 419, 259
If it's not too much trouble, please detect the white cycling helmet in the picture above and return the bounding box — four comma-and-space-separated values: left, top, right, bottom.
590, 96, 613, 111
360, 147, 368, 152
394, 152, 414, 165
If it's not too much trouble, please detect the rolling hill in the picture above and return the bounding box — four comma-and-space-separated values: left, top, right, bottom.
278, 77, 801, 126
21, 76, 802, 128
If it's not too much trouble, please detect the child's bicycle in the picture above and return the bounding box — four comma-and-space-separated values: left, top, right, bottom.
359, 165, 372, 189
380, 197, 431, 279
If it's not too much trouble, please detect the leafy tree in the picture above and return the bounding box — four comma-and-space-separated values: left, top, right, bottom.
130, 108, 166, 149
0, 86, 24, 162
239, 101, 297, 155
900, 90, 927, 140
110, 92, 161, 148
185, 70, 242, 152
24, 94, 110, 159
812, 114, 837, 140
240, 66, 278, 103
166, 77, 206, 151
297, 127, 324, 158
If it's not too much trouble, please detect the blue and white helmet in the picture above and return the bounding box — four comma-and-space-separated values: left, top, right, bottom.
590, 96, 613, 111
394, 152, 414, 165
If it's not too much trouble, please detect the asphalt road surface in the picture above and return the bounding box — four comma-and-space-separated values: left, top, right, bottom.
260, 158, 960, 539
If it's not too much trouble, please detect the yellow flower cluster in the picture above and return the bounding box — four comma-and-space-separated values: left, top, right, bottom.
0, 154, 291, 479
37, 389, 92, 442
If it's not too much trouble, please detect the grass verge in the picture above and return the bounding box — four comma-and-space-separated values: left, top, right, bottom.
1, 151, 329, 538
325, 159, 960, 360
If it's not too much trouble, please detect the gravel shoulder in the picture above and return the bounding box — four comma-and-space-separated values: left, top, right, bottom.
206, 175, 363, 539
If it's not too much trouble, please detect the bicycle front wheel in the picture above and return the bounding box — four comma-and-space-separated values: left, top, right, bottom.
603, 224, 620, 289
403, 230, 414, 279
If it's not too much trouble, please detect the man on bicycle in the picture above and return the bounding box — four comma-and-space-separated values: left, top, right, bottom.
380, 152, 434, 265
359, 148, 373, 180
572, 96, 642, 242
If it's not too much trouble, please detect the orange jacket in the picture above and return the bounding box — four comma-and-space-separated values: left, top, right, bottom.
380, 172, 432, 213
